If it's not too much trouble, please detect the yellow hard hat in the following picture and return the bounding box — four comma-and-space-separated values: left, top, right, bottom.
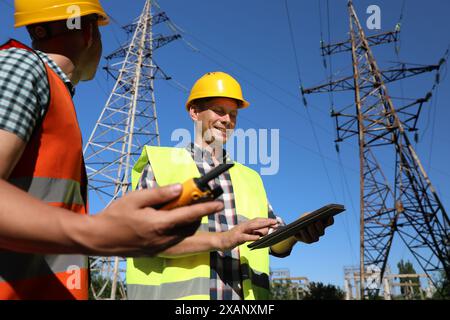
186, 72, 250, 110
14, 0, 109, 28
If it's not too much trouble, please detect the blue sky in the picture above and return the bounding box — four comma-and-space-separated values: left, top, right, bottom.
1, 0, 449, 290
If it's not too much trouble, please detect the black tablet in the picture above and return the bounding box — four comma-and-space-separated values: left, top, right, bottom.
247, 204, 345, 250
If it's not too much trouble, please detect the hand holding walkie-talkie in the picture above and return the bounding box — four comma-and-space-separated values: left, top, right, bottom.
155, 163, 234, 210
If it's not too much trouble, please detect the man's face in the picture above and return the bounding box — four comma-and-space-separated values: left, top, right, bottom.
190, 97, 239, 145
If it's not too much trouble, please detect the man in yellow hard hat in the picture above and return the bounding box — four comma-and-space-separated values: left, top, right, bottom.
126, 72, 334, 300
0, 1, 223, 299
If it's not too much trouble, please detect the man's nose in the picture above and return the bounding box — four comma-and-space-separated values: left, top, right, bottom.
219, 113, 231, 124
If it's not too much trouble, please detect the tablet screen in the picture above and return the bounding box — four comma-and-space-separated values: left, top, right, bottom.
248, 204, 345, 250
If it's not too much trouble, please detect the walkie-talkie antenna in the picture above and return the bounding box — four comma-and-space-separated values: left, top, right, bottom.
196, 163, 234, 190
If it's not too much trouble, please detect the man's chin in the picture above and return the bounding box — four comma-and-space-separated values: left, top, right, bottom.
81, 69, 99, 82
206, 134, 227, 145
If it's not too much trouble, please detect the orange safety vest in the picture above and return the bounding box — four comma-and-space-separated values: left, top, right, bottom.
0, 40, 89, 300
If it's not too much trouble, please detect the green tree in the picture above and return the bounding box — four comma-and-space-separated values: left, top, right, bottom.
88, 270, 124, 300
432, 270, 450, 300
302, 282, 345, 300
270, 280, 299, 300
397, 259, 421, 299
367, 291, 384, 300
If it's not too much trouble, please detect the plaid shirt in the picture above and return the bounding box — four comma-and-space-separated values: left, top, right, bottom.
0, 46, 75, 142
137, 143, 289, 300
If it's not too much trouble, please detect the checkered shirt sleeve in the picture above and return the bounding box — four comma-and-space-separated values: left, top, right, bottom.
0, 48, 49, 142
0, 48, 74, 142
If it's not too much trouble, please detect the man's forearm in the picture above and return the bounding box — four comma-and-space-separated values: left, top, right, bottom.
0, 179, 91, 254
158, 232, 221, 258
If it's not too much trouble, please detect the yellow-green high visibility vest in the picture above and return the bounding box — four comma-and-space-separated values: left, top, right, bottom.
126, 146, 270, 300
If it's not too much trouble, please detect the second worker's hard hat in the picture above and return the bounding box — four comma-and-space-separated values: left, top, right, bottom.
14, 0, 109, 28
186, 72, 250, 110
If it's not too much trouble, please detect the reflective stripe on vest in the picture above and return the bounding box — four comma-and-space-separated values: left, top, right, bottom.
126, 146, 270, 300
9, 177, 85, 205
0, 40, 88, 300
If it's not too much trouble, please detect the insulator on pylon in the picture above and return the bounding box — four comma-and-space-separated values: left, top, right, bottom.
301, 91, 308, 107
395, 201, 405, 213
303, 97, 308, 107
330, 108, 336, 117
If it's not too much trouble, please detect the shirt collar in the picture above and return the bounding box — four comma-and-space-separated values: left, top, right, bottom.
187, 143, 232, 166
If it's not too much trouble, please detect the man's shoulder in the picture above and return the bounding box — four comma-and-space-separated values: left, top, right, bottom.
0, 47, 51, 142
137, 146, 189, 166
0, 47, 45, 73
0, 47, 48, 89
144, 145, 182, 150
232, 162, 259, 175
141, 145, 184, 156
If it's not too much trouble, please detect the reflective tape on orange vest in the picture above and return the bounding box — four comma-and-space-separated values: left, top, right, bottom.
0, 268, 89, 300
9, 177, 85, 206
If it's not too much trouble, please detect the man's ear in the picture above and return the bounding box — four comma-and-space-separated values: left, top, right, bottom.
82, 22, 94, 48
189, 106, 199, 121
28, 25, 51, 42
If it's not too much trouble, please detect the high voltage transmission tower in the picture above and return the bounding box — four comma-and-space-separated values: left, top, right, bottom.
303, 0, 449, 299
83, 0, 180, 299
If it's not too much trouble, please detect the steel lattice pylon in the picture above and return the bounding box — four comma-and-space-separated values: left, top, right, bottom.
303, 0, 449, 299
83, 0, 180, 299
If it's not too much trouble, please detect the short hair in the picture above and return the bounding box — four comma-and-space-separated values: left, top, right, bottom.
190, 97, 214, 110
190, 97, 241, 111
26, 14, 99, 44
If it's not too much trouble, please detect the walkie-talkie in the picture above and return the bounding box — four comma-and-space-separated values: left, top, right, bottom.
157, 163, 234, 210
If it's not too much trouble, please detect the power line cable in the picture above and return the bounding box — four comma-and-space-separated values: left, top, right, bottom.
169, 16, 384, 178
162, 14, 357, 147
106, 8, 345, 170
430, 166, 450, 179
337, 152, 358, 266
106, 14, 130, 48
318, 0, 326, 69
179, 5, 450, 201
181, 40, 360, 175
179, 28, 332, 117
421, 49, 447, 143
184, 35, 335, 137
238, 113, 359, 176
283, 3, 350, 260
337, 152, 360, 231
320, 0, 359, 259
107, 2, 450, 194
284, 0, 304, 91
284, 0, 338, 201
427, 85, 439, 173
325, 0, 335, 109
